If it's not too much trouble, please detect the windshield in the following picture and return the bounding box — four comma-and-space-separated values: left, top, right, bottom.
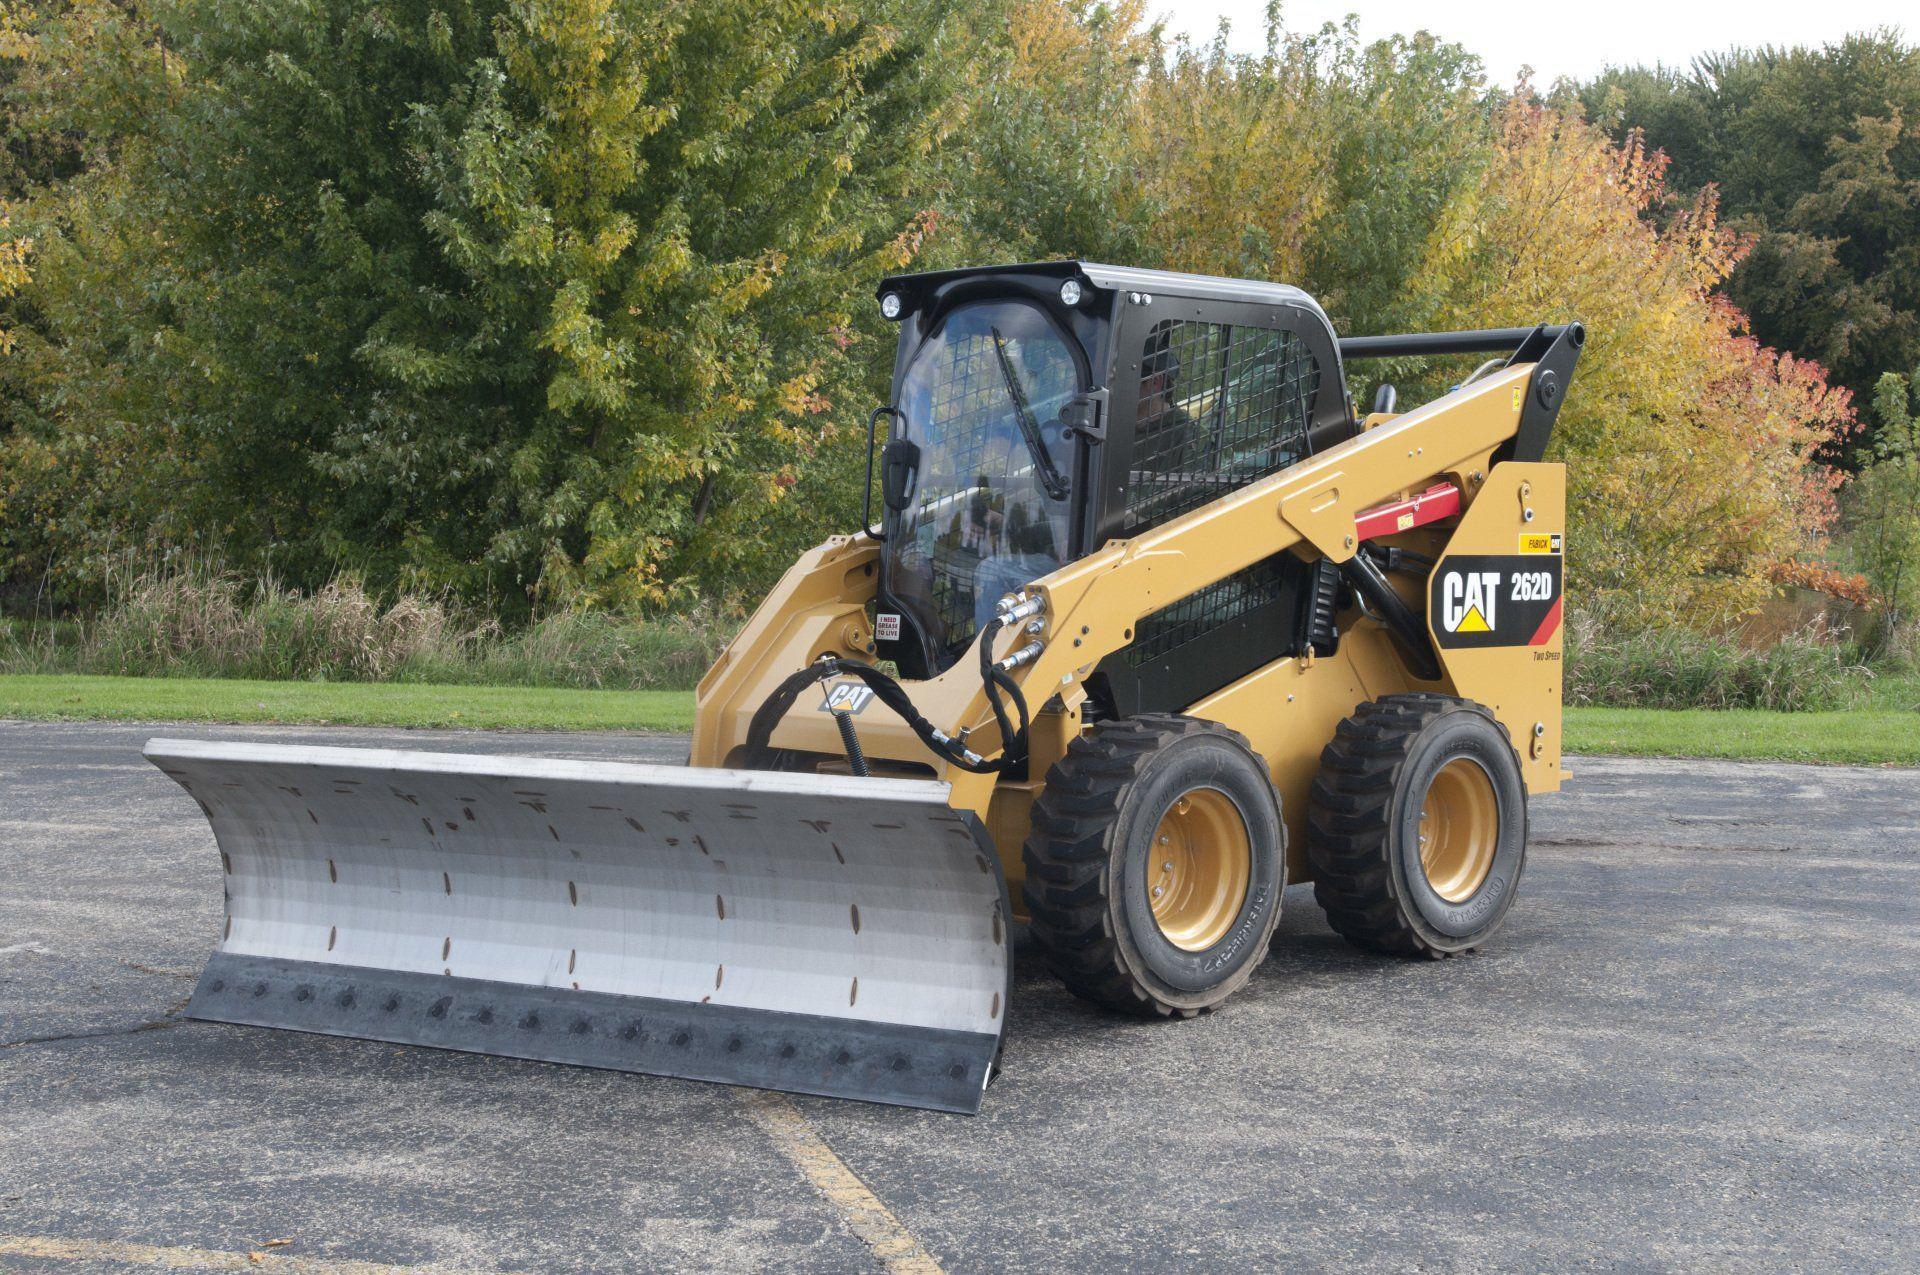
884, 300, 1084, 666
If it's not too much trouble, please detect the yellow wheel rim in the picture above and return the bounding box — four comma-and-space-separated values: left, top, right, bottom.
1418, 757, 1499, 903
1147, 787, 1252, 952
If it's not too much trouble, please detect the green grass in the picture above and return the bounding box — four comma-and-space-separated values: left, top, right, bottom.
1565, 669, 1920, 765
4, 673, 1916, 765
1564, 707, 1920, 766
0, 674, 694, 733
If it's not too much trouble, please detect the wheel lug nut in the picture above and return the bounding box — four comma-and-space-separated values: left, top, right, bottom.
1162, 861, 1173, 872
1152, 886, 1164, 897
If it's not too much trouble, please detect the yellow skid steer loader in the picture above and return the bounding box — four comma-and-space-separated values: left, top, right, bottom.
150, 262, 1582, 1113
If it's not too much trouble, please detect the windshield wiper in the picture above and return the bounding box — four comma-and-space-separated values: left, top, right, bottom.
988, 327, 1070, 500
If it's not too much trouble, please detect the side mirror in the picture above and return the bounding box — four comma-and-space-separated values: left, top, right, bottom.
881, 438, 921, 513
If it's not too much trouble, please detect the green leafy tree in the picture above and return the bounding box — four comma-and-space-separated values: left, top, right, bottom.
926, 0, 1157, 267
1851, 367, 1920, 645
2, 0, 961, 610
975, 8, 1492, 340
1577, 33, 1920, 417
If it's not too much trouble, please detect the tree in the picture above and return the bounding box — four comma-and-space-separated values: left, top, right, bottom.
1, 0, 964, 610
1576, 34, 1920, 420
1412, 99, 1852, 624
1851, 367, 1920, 646
927, 0, 1157, 267
0, 0, 1861, 634
989, 4, 1852, 624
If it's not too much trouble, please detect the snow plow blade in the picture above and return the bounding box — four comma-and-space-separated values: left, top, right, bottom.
146, 739, 1012, 1113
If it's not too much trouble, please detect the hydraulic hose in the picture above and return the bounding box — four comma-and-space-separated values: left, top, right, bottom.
743, 618, 1032, 776
1339, 551, 1442, 682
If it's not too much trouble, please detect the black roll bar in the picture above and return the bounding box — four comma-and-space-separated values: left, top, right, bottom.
1337, 324, 1578, 360
1339, 323, 1586, 463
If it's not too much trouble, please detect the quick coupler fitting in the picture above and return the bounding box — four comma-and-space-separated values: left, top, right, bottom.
995, 640, 1045, 672
927, 727, 986, 767
995, 592, 1047, 626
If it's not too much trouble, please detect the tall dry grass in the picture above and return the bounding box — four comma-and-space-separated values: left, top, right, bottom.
1, 567, 1890, 710
1563, 612, 1867, 712
0, 567, 735, 690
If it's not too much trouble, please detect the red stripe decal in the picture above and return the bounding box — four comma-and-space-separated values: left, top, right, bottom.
1528, 595, 1563, 646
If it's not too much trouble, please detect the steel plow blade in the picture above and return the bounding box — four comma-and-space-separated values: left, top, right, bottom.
146, 739, 1012, 1113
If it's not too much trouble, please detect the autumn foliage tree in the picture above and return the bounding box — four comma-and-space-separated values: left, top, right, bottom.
964, 16, 1853, 625
1411, 101, 1852, 624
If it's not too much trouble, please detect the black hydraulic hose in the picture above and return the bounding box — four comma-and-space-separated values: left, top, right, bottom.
977, 617, 1018, 754
743, 632, 1031, 776
1371, 545, 1436, 573
1340, 551, 1443, 682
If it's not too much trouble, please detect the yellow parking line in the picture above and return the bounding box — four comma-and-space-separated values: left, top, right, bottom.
0, 1234, 497, 1273
5, 1097, 940, 1275
735, 1090, 946, 1274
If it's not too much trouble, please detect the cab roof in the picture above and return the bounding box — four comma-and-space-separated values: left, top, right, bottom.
874, 260, 1334, 332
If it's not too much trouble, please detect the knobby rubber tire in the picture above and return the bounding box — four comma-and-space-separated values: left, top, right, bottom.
1305, 692, 1528, 958
1022, 714, 1285, 1017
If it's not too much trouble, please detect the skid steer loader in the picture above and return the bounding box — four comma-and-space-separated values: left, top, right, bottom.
149, 262, 1582, 1113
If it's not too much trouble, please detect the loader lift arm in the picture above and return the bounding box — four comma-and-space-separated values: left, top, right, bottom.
980, 348, 1574, 747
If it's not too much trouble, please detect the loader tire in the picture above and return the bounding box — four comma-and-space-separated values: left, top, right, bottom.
1023, 714, 1284, 1018
1306, 693, 1527, 958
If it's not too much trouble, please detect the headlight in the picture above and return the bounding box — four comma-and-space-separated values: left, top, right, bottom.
1059, 279, 1083, 307
880, 292, 903, 320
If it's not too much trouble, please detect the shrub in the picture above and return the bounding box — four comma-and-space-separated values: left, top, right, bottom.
62, 570, 463, 681
1848, 368, 1920, 653
1564, 612, 1867, 711
398, 607, 734, 691
0, 567, 736, 690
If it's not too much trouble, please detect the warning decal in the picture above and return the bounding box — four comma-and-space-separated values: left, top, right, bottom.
1430, 554, 1563, 649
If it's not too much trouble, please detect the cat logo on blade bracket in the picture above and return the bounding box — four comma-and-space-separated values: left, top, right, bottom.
818, 683, 877, 715
1430, 555, 1563, 649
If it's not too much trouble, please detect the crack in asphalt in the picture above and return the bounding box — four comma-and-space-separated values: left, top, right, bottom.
118, 961, 200, 979
1, 1016, 183, 1051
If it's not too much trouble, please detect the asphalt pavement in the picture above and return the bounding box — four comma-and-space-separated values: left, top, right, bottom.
2, 720, 1916, 1272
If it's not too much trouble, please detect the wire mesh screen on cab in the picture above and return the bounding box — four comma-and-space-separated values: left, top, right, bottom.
1126, 319, 1321, 666
1125, 320, 1319, 533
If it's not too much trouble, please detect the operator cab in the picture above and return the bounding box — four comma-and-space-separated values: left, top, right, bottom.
870, 262, 1352, 712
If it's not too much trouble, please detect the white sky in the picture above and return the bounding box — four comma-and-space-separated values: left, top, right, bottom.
1159, 0, 1914, 87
